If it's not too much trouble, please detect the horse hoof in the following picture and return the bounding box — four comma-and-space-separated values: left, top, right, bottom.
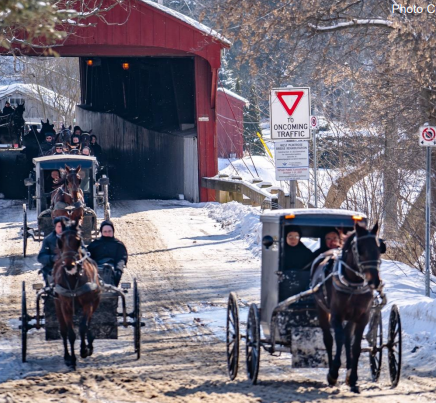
350, 385, 360, 394
327, 372, 337, 386
80, 348, 89, 359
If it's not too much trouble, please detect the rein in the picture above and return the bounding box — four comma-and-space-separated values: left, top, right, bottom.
332, 233, 381, 294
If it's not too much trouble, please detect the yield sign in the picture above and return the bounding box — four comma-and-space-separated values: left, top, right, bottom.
276, 91, 304, 116
270, 87, 311, 140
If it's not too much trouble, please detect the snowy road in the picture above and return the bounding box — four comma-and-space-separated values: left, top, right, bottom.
0, 200, 435, 402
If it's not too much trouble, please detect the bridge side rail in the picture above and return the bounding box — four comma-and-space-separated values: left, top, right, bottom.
201, 175, 304, 209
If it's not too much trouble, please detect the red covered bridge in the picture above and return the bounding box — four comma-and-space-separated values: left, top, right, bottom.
7, 0, 231, 201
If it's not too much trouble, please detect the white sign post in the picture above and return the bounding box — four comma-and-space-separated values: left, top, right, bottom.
270, 88, 311, 140
419, 126, 436, 297
274, 140, 309, 181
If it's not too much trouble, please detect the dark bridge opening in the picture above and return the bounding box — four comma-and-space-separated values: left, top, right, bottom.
77, 56, 199, 201
81, 57, 195, 133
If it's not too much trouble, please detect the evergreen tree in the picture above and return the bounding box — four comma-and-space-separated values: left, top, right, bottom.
218, 51, 236, 91
243, 85, 264, 156
234, 78, 242, 95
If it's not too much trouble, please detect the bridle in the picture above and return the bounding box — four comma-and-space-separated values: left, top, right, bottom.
60, 230, 90, 275
333, 232, 382, 292
350, 233, 381, 273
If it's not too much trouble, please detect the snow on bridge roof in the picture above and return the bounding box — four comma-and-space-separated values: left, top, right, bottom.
217, 87, 249, 105
141, 0, 231, 46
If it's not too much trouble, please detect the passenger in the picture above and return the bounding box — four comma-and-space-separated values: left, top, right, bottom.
2, 101, 14, 115
73, 126, 82, 136
37, 216, 65, 286
87, 221, 128, 287
69, 134, 81, 153
314, 229, 342, 258
89, 135, 102, 160
39, 133, 54, 155
81, 146, 92, 156
283, 225, 314, 271
52, 143, 65, 155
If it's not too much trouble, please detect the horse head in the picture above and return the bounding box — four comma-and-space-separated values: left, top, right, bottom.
65, 165, 82, 203
57, 218, 82, 275
343, 222, 381, 290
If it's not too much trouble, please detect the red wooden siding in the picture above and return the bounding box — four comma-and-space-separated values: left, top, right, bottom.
216, 90, 245, 159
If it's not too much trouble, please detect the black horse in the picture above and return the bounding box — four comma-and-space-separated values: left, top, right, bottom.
311, 222, 381, 393
0, 102, 25, 145
55, 124, 72, 144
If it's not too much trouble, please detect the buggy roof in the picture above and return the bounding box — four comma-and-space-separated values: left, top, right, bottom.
33, 155, 96, 170
260, 208, 367, 230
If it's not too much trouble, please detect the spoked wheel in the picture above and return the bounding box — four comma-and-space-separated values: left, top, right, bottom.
21, 281, 28, 363
22, 204, 28, 257
388, 304, 402, 387
368, 309, 383, 382
226, 292, 240, 380
246, 304, 261, 384
133, 278, 141, 359
103, 184, 110, 221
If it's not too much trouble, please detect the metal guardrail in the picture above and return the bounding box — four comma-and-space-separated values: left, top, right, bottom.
201, 175, 298, 210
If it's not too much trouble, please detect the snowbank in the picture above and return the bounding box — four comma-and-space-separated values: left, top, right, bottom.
205, 201, 262, 258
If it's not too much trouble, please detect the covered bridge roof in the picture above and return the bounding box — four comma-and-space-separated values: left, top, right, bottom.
39, 0, 230, 69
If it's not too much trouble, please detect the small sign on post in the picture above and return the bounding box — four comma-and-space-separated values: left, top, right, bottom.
274, 140, 309, 181
270, 88, 311, 140
419, 126, 436, 147
418, 126, 435, 297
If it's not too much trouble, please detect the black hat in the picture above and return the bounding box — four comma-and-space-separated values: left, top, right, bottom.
90, 134, 97, 140
53, 216, 68, 225
45, 133, 53, 138
55, 143, 63, 147
287, 225, 302, 237
73, 126, 82, 133
100, 220, 114, 233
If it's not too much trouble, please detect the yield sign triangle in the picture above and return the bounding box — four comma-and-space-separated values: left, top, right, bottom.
276, 91, 304, 116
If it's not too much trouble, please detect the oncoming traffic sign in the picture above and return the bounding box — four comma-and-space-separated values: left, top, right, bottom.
270, 87, 311, 140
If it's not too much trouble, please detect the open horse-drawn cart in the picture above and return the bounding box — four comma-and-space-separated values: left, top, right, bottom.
22, 155, 110, 256
19, 275, 144, 363
226, 209, 402, 388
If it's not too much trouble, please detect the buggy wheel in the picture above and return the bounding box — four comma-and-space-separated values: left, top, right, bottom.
21, 281, 28, 362
22, 204, 28, 257
103, 185, 110, 221
388, 304, 402, 387
368, 309, 383, 382
246, 304, 260, 384
133, 278, 141, 359
226, 292, 240, 380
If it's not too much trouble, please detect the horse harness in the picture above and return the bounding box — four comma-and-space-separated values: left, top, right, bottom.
54, 243, 100, 300
312, 233, 382, 311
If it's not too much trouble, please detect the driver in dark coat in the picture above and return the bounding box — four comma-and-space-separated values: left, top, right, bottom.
2, 101, 14, 115
87, 220, 128, 286
37, 216, 65, 286
283, 225, 314, 270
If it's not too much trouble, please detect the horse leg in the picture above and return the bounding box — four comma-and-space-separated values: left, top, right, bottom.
87, 299, 100, 356
328, 313, 344, 386
55, 300, 71, 363
344, 321, 356, 385
317, 307, 333, 369
347, 320, 366, 393
61, 302, 77, 369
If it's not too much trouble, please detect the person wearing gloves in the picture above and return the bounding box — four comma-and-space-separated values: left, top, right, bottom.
87, 220, 128, 286
37, 216, 66, 286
